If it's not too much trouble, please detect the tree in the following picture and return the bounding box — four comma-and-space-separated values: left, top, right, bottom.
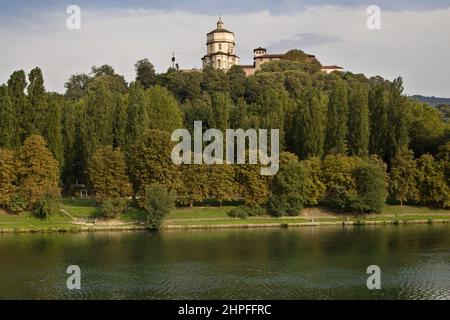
268, 159, 308, 216
135, 59, 157, 89
325, 80, 349, 155
301, 157, 326, 205
45, 93, 64, 171
88, 146, 131, 199
368, 84, 388, 158
0, 148, 16, 208
141, 183, 175, 229
16, 135, 60, 208
227, 65, 246, 102
294, 87, 326, 159
125, 82, 150, 154
385, 77, 410, 163
416, 154, 450, 208
7, 70, 27, 147
351, 161, 387, 213
389, 148, 419, 205
26, 67, 47, 136
129, 129, 181, 194
211, 92, 232, 131
178, 164, 210, 206
64, 73, 91, 100
146, 86, 183, 132
347, 85, 370, 157
321, 154, 362, 210
0, 85, 14, 148
79, 81, 115, 164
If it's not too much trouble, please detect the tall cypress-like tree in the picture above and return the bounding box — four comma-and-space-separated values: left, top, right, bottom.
79, 81, 114, 167
347, 85, 370, 157
325, 80, 349, 155
368, 84, 388, 158
125, 82, 149, 154
45, 93, 64, 172
211, 92, 233, 131
294, 87, 326, 159
27, 67, 48, 137
0, 85, 14, 148
7, 70, 27, 147
386, 77, 410, 163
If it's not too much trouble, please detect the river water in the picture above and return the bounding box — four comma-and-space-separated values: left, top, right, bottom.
1, 224, 449, 299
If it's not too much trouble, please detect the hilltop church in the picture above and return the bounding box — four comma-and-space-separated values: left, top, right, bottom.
200, 18, 343, 76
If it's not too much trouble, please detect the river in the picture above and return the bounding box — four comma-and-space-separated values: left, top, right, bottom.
1, 224, 449, 299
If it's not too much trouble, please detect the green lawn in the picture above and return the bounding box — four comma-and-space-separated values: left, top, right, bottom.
2, 201, 450, 232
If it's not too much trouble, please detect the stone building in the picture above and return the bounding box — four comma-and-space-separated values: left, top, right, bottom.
201, 17, 240, 71
201, 18, 343, 75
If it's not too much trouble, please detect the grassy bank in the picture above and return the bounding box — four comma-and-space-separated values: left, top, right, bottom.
1, 199, 450, 233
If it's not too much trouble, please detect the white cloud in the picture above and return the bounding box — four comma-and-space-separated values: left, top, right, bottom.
0, 6, 449, 97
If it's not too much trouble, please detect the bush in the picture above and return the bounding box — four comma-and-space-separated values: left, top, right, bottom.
141, 183, 175, 229
228, 205, 266, 219
32, 196, 60, 219
97, 198, 128, 219
351, 162, 387, 213
8, 194, 27, 214
267, 160, 307, 217
268, 194, 302, 217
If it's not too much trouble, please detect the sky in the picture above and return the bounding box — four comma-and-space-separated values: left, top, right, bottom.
0, 0, 449, 97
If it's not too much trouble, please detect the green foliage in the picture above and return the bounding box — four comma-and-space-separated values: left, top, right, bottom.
146, 85, 183, 133
88, 146, 131, 199
351, 161, 387, 213
347, 85, 370, 157
0, 148, 17, 208
416, 154, 450, 208
135, 59, 157, 89
130, 129, 181, 194
32, 195, 60, 219
389, 148, 419, 205
16, 134, 60, 208
141, 183, 175, 229
0, 85, 14, 148
228, 204, 266, 219
268, 159, 308, 217
294, 87, 326, 159
97, 198, 128, 219
325, 80, 349, 155
8, 194, 27, 214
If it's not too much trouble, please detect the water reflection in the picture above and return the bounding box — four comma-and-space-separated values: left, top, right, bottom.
0, 224, 449, 299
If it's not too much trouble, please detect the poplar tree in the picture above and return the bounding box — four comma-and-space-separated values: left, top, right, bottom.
45, 93, 64, 171
27, 67, 47, 136
347, 85, 370, 157
126, 82, 149, 154
325, 80, 349, 155
0, 85, 14, 148
294, 87, 326, 159
7, 70, 27, 147
146, 85, 183, 133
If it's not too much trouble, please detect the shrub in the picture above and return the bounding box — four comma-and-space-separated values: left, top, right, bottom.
267, 160, 308, 217
8, 194, 27, 214
32, 196, 60, 219
141, 183, 175, 229
97, 198, 128, 219
228, 205, 266, 219
351, 161, 387, 213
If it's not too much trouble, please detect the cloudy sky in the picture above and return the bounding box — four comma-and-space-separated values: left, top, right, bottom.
0, 0, 449, 97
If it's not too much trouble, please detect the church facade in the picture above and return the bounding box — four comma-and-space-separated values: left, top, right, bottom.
200, 18, 343, 75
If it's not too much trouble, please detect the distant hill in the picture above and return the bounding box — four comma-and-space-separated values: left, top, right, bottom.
409, 95, 450, 107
